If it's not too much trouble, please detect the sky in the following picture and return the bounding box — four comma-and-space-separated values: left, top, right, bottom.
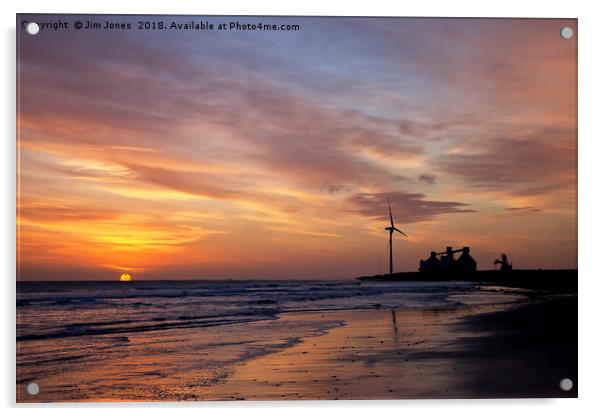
17, 16, 577, 280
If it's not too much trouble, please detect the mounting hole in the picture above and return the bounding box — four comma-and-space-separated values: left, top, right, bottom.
25, 22, 40, 36
26, 382, 40, 395
559, 378, 573, 391
560, 26, 573, 40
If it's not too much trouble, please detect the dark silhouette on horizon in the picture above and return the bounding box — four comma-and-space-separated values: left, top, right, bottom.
494, 253, 513, 272
384, 197, 408, 274
419, 246, 477, 274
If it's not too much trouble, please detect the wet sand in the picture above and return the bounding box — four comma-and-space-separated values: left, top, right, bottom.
198, 295, 576, 400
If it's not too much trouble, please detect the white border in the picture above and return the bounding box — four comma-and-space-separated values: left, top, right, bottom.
3, 1, 601, 414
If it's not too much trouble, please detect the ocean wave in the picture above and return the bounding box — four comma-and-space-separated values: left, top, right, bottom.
16, 304, 286, 341
16, 280, 486, 343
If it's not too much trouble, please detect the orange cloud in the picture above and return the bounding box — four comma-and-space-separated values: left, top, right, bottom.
17, 17, 577, 279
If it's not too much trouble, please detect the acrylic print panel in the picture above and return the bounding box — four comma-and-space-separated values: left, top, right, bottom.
16, 14, 577, 402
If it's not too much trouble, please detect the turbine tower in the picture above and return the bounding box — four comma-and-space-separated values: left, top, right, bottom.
385, 197, 408, 274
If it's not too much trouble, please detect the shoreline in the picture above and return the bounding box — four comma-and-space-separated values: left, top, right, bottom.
195, 295, 577, 400
357, 269, 577, 292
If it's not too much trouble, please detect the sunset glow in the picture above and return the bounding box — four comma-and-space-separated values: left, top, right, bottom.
16, 17, 577, 280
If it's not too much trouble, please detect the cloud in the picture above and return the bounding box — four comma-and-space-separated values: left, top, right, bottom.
505, 206, 542, 212
118, 162, 240, 200
418, 174, 436, 184
18, 28, 426, 197
18, 199, 119, 223
490, 206, 543, 219
439, 127, 576, 195
348, 191, 476, 224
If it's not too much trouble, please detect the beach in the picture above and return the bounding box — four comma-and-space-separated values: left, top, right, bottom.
200, 296, 577, 400
16, 280, 576, 401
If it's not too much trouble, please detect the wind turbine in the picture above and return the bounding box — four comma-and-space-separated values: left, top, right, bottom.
384, 197, 408, 274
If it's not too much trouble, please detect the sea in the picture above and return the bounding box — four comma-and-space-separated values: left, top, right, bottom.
16, 279, 526, 401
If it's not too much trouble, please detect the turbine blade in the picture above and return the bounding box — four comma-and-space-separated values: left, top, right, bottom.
393, 227, 408, 237
387, 196, 394, 227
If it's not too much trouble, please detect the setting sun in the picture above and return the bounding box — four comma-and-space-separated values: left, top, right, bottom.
119, 273, 132, 282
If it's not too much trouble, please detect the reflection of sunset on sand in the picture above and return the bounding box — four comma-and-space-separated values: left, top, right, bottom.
194, 298, 574, 400
206, 308, 477, 400
18, 306, 488, 401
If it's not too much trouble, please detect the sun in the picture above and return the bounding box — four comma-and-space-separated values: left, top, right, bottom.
119, 273, 132, 282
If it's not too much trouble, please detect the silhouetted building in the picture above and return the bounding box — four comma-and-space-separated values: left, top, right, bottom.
456, 247, 477, 273
419, 246, 477, 274
440, 246, 455, 270
419, 251, 440, 273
